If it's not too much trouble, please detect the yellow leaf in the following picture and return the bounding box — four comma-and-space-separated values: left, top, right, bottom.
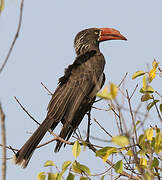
132, 71, 145, 79
77, 163, 91, 175
0, 0, 4, 13
152, 59, 159, 70
148, 69, 156, 83
72, 141, 81, 159
145, 128, 154, 141
44, 160, 55, 167
103, 147, 117, 162
141, 93, 153, 102
148, 60, 159, 82
67, 173, 74, 180
37, 172, 46, 180
112, 136, 129, 147
81, 140, 87, 151
145, 85, 155, 93
72, 162, 82, 174
140, 157, 147, 167
142, 75, 147, 91
155, 131, 162, 154
114, 160, 123, 173
62, 161, 72, 170
96, 86, 112, 100
126, 150, 133, 156
110, 83, 118, 99
47, 173, 56, 180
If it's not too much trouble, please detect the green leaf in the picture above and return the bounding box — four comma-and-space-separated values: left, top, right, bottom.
72, 162, 91, 176
144, 172, 152, 180
134, 120, 141, 132
96, 146, 117, 157
48, 173, 56, 180
112, 136, 129, 147
151, 137, 155, 149
80, 177, 88, 180
66, 173, 75, 180
57, 161, 72, 180
147, 100, 159, 111
101, 175, 105, 180
141, 93, 153, 102
102, 147, 117, 162
139, 134, 145, 145
37, 172, 46, 180
132, 71, 145, 79
114, 160, 123, 173
72, 141, 81, 159
151, 157, 159, 168
44, 160, 55, 167
72, 162, 82, 174
159, 103, 162, 113
62, 161, 72, 170
77, 163, 91, 176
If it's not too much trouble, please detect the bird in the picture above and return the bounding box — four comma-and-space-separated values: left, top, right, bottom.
13, 27, 127, 168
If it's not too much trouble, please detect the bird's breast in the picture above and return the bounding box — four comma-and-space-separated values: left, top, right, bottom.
89, 73, 104, 98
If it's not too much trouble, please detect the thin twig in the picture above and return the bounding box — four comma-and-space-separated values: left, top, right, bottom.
118, 72, 128, 88
14, 96, 72, 146
155, 91, 162, 98
152, 95, 162, 123
130, 84, 138, 99
126, 90, 138, 142
0, 104, 6, 180
14, 96, 41, 126
93, 118, 112, 138
87, 143, 141, 180
0, 0, 24, 74
41, 82, 53, 95
0, 144, 18, 152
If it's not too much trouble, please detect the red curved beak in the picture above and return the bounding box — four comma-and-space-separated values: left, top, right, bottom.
98, 28, 127, 42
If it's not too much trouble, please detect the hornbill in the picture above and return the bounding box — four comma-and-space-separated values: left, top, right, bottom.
13, 27, 127, 168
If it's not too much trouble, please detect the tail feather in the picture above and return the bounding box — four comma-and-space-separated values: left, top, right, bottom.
13, 118, 54, 168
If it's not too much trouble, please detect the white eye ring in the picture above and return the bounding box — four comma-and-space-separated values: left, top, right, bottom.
94, 31, 99, 35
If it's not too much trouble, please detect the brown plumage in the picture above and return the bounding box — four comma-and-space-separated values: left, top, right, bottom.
13, 27, 127, 168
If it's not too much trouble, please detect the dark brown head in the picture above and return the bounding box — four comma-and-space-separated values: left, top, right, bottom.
74, 27, 127, 55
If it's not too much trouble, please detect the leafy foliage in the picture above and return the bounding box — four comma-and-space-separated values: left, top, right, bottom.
37, 60, 162, 179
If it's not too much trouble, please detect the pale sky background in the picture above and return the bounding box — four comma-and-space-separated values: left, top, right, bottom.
0, 0, 162, 179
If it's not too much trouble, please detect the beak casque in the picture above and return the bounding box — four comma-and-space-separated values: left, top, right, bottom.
98, 28, 127, 42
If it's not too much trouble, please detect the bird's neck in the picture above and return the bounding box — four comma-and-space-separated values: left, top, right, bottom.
75, 43, 100, 56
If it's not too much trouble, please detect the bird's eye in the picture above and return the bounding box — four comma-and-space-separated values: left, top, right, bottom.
94, 31, 99, 35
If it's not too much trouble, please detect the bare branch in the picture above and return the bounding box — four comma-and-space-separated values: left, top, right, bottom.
118, 72, 128, 88
0, 104, 6, 180
152, 95, 162, 123
41, 82, 53, 95
126, 90, 138, 142
14, 96, 40, 126
93, 118, 112, 138
87, 143, 141, 180
0, 0, 24, 74
14, 96, 72, 147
